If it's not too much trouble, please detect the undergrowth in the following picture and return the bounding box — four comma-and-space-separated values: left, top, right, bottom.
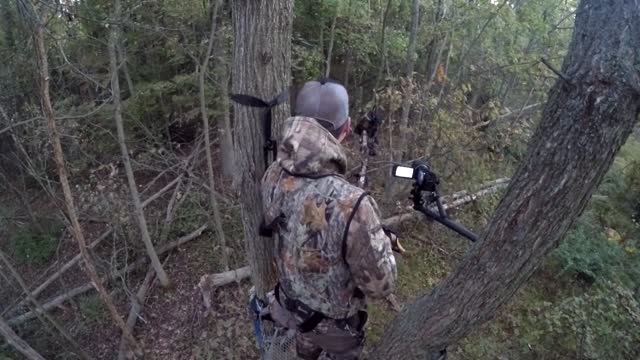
11, 218, 63, 265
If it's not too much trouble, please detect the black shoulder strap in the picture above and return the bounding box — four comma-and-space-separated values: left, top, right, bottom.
342, 192, 370, 262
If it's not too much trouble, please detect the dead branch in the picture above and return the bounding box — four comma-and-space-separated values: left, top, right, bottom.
8, 224, 209, 326
6, 172, 185, 317
117, 266, 156, 360
382, 178, 509, 227
8, 283, 94, 326
0, 250, 91, 360
0, 315, 46, 360
199, 266, 251, 312
5, 228, 114, 317
141, 175, 182, 208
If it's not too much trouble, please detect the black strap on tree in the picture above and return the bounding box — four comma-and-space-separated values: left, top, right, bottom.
230, 89, 289, 170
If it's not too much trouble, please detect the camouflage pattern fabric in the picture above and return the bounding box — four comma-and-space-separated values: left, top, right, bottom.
261, 116, 397, 321
268, 289, 365, 360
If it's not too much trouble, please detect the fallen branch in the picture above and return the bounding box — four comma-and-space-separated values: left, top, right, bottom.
8, 284, 94, 326
117, 266, 156, 360
0, 315, 46, 360
5, 228, 114, 317
382, 178, 509, 227
5, 175, 186, 317
141, 176, 182, 208
8, 224, 208, 326
198, 266, 251, 312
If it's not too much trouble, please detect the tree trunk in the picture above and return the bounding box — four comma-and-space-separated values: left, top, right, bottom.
109, 0, 170, 287
343, 0, 354, 89
455, 0, 509, 85
325, 5, 338, 78
375, 0, 393, 88
221, 75, 235, 177
0, 315, 46, 360
373, 1, 640, 358
215, 21, 235, 177
231, 0, 293, 300
33, 13, 143, 356
116, 44, 135, 97
199, 0, 228, 271
398, 0, 420, 145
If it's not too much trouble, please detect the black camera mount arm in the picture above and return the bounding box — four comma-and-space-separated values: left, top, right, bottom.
411, 184, 479, 243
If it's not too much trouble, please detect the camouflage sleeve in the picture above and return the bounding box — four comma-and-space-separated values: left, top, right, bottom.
261, 163, 284, 225
345, 195, 397, 298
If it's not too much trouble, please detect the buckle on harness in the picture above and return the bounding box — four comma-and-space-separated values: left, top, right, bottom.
275, 283, 325, 333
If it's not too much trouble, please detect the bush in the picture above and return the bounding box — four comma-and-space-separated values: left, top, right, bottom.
11, 220, 63, 265
78, 294, 105, 324
524, 281, 640, 359
552, 137, 640, 288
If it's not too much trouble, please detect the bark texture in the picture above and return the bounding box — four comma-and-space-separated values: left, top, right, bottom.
231, 0, 293, 299
374, 1, 640, 358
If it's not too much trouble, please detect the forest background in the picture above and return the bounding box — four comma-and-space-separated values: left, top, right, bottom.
0, 0, 639, 359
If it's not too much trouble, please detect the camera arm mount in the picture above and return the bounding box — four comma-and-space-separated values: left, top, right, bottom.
411, 184, 479, 243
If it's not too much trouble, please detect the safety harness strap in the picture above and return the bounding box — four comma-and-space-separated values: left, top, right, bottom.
342, 191, 371, 263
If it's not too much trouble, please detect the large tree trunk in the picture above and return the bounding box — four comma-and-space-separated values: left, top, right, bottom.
231, 0, 293, 300
0, 315, 45, 360
109, 0, 170, 287
199, 0, 228, 271
374, 1, 640, 358
33, 12, 142, 356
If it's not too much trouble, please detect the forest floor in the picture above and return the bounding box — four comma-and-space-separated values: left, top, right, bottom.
1, 179, 581, 360
0, 134, 574, 360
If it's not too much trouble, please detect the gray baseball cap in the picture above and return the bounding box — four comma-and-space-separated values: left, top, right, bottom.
295, 80, 349, 130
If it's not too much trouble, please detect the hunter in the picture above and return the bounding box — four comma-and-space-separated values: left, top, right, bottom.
261, 79, 399, 360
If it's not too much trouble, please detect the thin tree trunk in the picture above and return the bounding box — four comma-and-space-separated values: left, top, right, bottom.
199, 0, 228, 271
436, 41, 453, 104
33, 15, 143, 356
117, 45, 134, 97
375, 0, 393, 88
0, 250, 91, 360
215, 21, 235, 177
325, 5, 338, 78
0, 315, 46, 360
455, 0, 509, 85
374, 1, 640, 357
425, 33, 449, 92
109, 0, 170, 287
398, 0, 420, 147
231, 0, 293, 300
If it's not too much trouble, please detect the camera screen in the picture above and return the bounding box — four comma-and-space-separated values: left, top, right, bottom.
393, 166, 414, 179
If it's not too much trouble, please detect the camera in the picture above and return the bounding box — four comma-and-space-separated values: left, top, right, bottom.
392, 160, 439, 192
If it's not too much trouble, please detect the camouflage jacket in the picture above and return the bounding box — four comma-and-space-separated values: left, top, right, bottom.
261, 116, 397, 319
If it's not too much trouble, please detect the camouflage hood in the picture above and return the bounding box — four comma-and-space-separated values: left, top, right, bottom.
277, 116, 347, 177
